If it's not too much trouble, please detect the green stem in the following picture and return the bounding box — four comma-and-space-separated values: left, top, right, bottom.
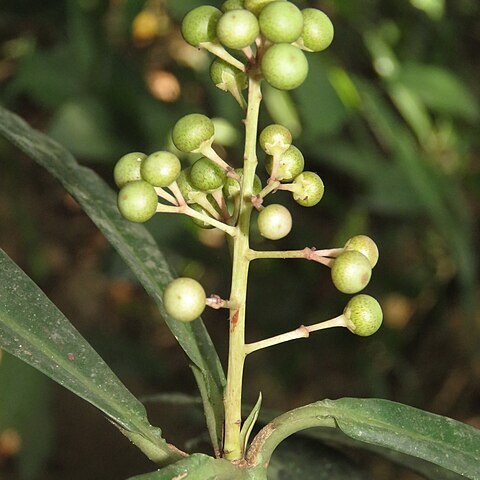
223, 76, 262, 461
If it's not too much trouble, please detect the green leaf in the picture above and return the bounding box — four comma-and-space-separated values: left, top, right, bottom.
0, 249, 179, 465
247, 398, 480, 479
0, 106, 225, 455
240, 392, 262, 455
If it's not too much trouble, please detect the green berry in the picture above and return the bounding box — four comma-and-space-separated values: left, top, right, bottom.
257, 204, 292, 240
343, 295, 383, 336
117, 180, 158, 223
331, 251, 372, 294
176, 168, 201, 204
189, 202, 217, 229
259, 124, 292, 156
163, 277, 206, 322
172, 114, 215, 153
114, 152, 146, 188
259, 1, 303, 44
222, 0, 245, 12
223, 168, 262, 199
210, 58, 247, 91
140, 151, 181, 187
299, 8, 334, 52
181, 6, 222, 47
190, 157, 226, 192
291, 171, 324, 207
217, 9, 260, 50
261, 43, 308, 90
344, 235, 379, 268
245, 0, 284, 16
265, 145, 304, 182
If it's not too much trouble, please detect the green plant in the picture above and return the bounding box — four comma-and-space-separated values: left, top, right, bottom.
0, 1, 479, 479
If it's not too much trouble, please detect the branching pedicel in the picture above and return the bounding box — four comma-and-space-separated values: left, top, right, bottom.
114, 0, 382, 462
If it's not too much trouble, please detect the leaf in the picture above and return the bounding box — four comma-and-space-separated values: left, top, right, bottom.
248, 398, 480, 479
240, 392, 262, 455
0, 249, 179, 465
0, 106, 225, 455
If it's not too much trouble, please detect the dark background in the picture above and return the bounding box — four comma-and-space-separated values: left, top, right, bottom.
0, 0, 479, 478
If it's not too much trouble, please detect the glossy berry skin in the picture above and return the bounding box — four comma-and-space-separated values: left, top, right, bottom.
331, 251, 372, 294
257, 204, 292, 240
344, 235, 379, 268
223, 168, 262, 199
172, 114, 215, 153
259, 1, 303, 44
292, 171, 324, 207
114, 152, 146, 188
261, 43, 308, 91
163, 277, 206, 322
299, 8, 334, 52
343, 294, 383, 336
259, 124, 292, 156
210, 58, 247, 91
117, 180, 158, 223
265, 145, 304, 182
181, 6, 222, 47
190, 157, 226, 192
140, 151, 181, 187
217, 9, 260, 49
245, 0, 284, 16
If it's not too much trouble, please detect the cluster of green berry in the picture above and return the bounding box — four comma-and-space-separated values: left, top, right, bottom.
113, 0, 382, 341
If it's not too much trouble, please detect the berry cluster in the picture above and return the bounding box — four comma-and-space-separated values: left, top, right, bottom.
114, 1, 381, 358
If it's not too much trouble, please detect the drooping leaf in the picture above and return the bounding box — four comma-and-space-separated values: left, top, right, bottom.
0, 249, 179, 465
247, 398, 480, 479
0, 106, 225, 454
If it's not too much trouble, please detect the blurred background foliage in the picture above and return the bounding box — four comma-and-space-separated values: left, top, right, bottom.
0, 0, 479, 478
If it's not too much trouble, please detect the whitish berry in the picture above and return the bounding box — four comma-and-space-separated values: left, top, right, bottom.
245, 0, 284, 16
331, 251, 372, 294
114, 152, 146, 188
259, 1, 303, 44
261, 43, 308, 90
222, 0, 245, 12
299, 8, 334, 52
172, 114, 215, 153
343, 295, 383, 336
291, 171, 324, 207
265, 145, 304, 182
181, 6, 222, 47
117, 180, 158, 223
190, 157, 226, 192
223, 168, 262, 199
210, 58, 247, 91
163, 277, 206, 322
259, 124, 292, 156
344, 235, 379, 268
217, 9, 260, 50
257, 204, 292, 240
141, 151, 181, 187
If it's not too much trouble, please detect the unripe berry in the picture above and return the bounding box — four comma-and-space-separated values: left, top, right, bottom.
140, 151, 181, 187
223, 168, 262, 199
257, 204, 292, 240
117, 180, 158, 223
331, 251, 372, 294
291, 171, 324, 207
172, 114, 215, 153
222, 0, 245, 12
299, 8, 334, 52
259, 124, 292, 156
210, 58, 247, 91
259, 1, 304, 44
217, 9, 260, 50
245, 0, 285, 16
189, 202, 217, 229
163, 277, 206, 322
265, 145, 304, 182
114, 152, 146, 188
181, 6, 222, 47
261, 43, 308, 91
344, 235, 379, 268
343, 295, 383, 336
190, 157, 226, 192
176, 168, 201, 204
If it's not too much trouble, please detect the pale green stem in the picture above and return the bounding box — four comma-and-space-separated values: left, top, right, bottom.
257, 180, 280, 200
183, 206, 237, 237
245, 315, 347, 355
167, 181, 186, 206
223, 76, 262, 461
155, 187, 178, 205
200, 42, 246, 72
246, 247, 343, 263
199, 144, 240, 180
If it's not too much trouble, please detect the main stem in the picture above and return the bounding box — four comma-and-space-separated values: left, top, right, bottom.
223, 76, 262, 461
